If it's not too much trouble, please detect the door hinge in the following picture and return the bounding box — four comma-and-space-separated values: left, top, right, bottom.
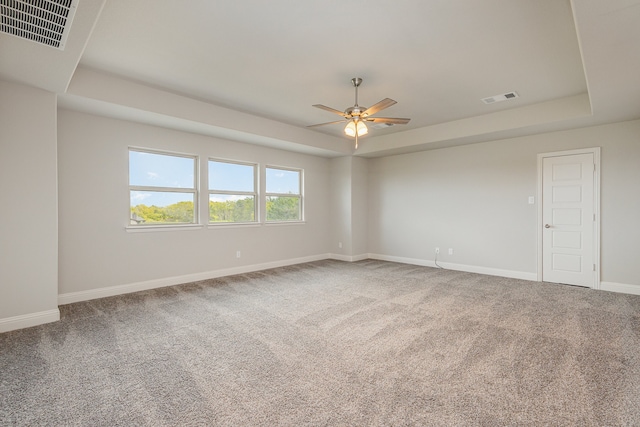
593, 264, 596, 271
593, 213, 596, 221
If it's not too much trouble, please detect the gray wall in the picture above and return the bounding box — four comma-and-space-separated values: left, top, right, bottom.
57, 110, 332, 297
329, 156, 369, 260
351, 156, 369, 257
329, 156, 353, 257
367, 120, 640, 288
0, 81, 59, 329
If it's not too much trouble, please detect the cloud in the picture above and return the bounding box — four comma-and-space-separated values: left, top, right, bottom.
147, 172, 159, 180
131, 192, 152, 202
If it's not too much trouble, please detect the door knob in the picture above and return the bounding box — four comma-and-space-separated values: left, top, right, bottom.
545, 224, 551, 228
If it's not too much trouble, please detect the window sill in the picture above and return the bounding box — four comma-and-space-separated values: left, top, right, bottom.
126, 224, 204, 233
265, 221, 306, 226
208, 223, 261, 230
125, 221, 305, 232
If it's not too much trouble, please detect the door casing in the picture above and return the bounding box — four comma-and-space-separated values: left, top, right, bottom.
537, 147, 601, 289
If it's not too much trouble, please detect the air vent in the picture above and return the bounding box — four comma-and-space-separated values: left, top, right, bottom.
481, 91, 519, 105
1, 0, 78, 50
371, 122, 395, 130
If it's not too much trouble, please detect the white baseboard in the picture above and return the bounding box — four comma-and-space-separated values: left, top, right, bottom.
58, 254, 331, 305
601, 281, 640, 296
57, 252, 640, 307
367, 254, 640, 295
367, 253, 433, 268
57, 253, 536, 306
0, 309, 60, 333
330, 253, 369, 262
367, 253, 538, 281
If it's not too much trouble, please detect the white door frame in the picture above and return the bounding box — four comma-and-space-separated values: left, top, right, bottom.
536, 147, 601, 289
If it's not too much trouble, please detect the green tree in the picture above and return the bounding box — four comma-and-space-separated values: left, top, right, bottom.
131, 201, 194, 224
209, 197, 255, 222
266, 196, 299, 221
163, 201, 195, 223
131, 204, 165, 223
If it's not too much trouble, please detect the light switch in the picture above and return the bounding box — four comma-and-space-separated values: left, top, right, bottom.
528, 196, 535, 204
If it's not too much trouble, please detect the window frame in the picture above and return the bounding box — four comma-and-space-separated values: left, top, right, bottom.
128, 147, 199, 227
265, 165, 304, 223
208, 158, 259, 225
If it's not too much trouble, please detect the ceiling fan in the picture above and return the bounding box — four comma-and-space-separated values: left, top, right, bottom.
307, 77, 410, 149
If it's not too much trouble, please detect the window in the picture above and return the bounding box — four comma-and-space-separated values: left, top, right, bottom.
129, 148, 197, 225
266, 166, 303, 222
209, 159, 257, 223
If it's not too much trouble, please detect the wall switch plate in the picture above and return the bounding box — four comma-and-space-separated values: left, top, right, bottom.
236, 250, 241, 258
528, 196, 535, 204
448, 248, 453, 255
338, 242, 343, 249
435, 247, 440, 254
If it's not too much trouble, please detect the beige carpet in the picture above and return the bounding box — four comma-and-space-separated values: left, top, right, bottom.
1, 259, 640, 426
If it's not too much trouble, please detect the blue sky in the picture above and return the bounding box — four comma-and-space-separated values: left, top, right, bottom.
130, 150, 300, 207
130, 150, 195, 207
266, 167, 299, 194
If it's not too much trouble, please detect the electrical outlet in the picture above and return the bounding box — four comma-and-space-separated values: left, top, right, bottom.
236, 250, 241, 258
338, 242, 343, 249
448, 248, 453, 255
435, 247, 440, 254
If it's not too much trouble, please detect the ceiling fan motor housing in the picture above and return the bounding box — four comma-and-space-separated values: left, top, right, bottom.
345, 106, 366, 118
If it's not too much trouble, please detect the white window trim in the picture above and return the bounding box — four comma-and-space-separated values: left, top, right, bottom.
128, 147, 199, 227
265, 165, 304, 223
208, 158, 259, 225
264, 220, 306, 226
126, 224, 204, 233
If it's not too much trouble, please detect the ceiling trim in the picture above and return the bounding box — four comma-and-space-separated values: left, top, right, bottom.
60, 67, 351, 157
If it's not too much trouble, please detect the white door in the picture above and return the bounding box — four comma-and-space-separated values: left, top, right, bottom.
541, 153, 596, 287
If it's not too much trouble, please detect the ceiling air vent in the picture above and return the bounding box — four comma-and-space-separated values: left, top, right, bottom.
371, 122, 395, 130
481, 91, 519, 105
0, 0, 78, 50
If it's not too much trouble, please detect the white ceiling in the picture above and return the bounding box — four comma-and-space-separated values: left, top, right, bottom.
1, 0, 639, 157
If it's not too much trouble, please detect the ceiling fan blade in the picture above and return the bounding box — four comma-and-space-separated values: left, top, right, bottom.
312, 104, 346, 117
364, 117, 411, 125
307, 119, 347, 128
362, 98, 397, 117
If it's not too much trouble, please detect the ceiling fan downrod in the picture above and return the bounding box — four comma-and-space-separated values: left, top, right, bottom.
351, 77, 362, 107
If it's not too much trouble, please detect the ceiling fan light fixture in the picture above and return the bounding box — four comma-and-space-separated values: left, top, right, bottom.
309, 77, 409, 149
344, 121, 356, 136
345, 120, 368, 137
357, 121, 368, 136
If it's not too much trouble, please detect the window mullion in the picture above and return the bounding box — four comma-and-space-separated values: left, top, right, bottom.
209, 190, 256, 197
132, 186, 195, 193
208, 159, 258, 224
129, 148, 198, 226
265, 166, 303, 222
